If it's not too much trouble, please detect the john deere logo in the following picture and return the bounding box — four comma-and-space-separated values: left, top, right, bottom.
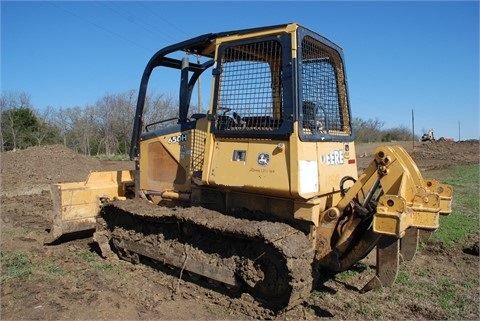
257, 153, 270, 166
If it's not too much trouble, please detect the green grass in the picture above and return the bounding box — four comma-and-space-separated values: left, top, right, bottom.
76, 249, 98, 263
41, 262, 65, 276
0, 250, 67, 282
74, 249, 120, 274
1, 227, 34, 238
92, 154, 130, 161
427, 164, 479, 245
335, 269, 358, 282
92, 262, 115, 272
396, 271, 414, 286
335, 262, 370, 282
0, 251, 33, 281
310, 290, 325, 298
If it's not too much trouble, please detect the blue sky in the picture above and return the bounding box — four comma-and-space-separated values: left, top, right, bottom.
2, 1, 479, 140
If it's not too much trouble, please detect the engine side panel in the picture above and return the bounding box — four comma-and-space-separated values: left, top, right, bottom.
139, 118, 208, 195
206, 139, 291, 197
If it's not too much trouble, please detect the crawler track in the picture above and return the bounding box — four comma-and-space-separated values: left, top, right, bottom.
93, 199, 315, 311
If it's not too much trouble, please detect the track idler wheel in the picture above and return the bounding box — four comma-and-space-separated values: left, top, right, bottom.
236, 243, 291, 307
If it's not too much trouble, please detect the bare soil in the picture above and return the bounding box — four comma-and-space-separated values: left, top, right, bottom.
1, 141, 479, 320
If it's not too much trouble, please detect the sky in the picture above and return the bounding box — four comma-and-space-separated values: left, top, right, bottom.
1, 0, 479, 140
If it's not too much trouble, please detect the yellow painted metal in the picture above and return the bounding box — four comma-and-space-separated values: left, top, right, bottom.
140, 139, 188, 193
293, 198, 324, 226
44, 170, 133, 244
213, 23, 299, 48
203, 133, 357, 204
333, 145, 453, 238
367, 146, 452, 237
139, 117, 209, 196
424, 178, 453, 214
206, 139, 292, 198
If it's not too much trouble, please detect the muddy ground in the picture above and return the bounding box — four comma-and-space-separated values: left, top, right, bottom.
1, 141, 479, 320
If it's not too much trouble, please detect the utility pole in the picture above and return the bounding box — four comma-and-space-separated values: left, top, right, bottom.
412, 109, 415, 151
458, 120, 461, 141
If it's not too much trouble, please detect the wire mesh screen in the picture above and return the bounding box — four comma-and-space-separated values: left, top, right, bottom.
191, 128, 206, 172
301, 36, 350, 136
215, 40, 283, 132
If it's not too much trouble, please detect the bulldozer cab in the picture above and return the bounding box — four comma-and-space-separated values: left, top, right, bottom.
133, 23, 358, 207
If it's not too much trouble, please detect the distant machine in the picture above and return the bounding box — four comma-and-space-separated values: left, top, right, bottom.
422, 128, 435, 142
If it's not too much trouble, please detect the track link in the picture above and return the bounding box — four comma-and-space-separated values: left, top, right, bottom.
93, 199, 315, 311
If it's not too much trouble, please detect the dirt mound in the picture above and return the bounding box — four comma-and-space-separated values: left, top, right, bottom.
0, 145, 133, 196
355, 140, 479, 171
411, 140, 479, 170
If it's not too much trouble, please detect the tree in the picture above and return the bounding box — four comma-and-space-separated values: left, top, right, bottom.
382, 125, 414, 142
1, 92, 36, 151
94, 91, 137, 156
1, 107, 40, 150
51, 107, 74, 147
0, 89, 189, 155
31, 105, 62, 146
352, 117, 385, 143
143, 92, 178, 130
1, 92, 63, 151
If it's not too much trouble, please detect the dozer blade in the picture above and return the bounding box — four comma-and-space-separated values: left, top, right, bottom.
44, 170, 133, 244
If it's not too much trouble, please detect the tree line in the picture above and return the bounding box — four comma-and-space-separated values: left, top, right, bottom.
1, 91, 417, 155
0, 91, 178, 155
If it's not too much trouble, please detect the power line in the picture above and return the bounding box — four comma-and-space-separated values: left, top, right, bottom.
47, 2, 153, 53
137, 2, 190, 39
96, 1, 177, 44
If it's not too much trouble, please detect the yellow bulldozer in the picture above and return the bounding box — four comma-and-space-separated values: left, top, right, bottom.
45, 23, 453, 311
